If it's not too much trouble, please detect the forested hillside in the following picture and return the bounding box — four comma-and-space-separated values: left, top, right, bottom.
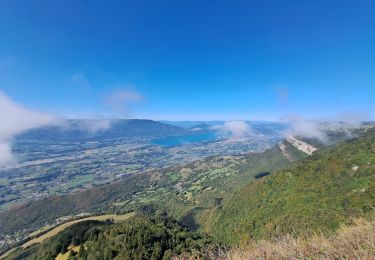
212, 128, 375, 244
5, 214, 212, 260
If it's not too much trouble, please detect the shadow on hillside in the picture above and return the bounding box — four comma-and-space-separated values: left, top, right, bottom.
180, 208, 201, 230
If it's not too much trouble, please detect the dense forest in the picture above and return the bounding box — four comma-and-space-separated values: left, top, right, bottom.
6, 213, 212, 260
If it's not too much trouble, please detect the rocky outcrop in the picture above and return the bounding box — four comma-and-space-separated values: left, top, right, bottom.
286, 136, 318, 155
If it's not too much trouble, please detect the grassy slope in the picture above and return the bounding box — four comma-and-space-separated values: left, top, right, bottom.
177, 214, 375, 259
212, 129, 375, 244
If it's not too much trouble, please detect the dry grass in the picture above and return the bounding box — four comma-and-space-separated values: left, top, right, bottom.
175, 216, 375, 260
55, 245, 80, 260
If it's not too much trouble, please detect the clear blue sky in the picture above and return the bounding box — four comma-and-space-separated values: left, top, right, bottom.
0, 0, 374, 120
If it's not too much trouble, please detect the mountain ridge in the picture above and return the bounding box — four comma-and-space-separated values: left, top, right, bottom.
16, 119, 187, 141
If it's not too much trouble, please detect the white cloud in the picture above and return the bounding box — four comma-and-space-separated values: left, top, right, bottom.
0, 142, 14, 165
336, 111, 369, 127
281, 112, 370, 141
212, 120, 257, 138
104, 87, 143, 116
0, 92, 57, 167
281, 115, 326, 140
77, 119, 112, 133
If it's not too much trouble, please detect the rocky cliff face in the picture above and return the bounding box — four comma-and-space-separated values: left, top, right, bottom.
286, 136, 318, 155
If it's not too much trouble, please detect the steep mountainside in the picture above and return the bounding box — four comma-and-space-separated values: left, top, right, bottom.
212, 128, 375, 244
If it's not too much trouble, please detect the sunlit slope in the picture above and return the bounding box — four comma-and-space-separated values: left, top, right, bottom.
181, 214, 375, 259
213, 129, 375, 244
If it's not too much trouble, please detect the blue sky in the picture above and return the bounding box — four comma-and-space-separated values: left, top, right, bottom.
0, 0, 374, 120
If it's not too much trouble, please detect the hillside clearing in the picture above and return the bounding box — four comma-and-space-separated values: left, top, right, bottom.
0, 212, 135, 259
21, 212, 135, 249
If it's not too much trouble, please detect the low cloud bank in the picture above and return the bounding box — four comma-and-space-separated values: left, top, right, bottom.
0, 92, 58, 167
0, 87, 144, 167
281, 115, 326, 140
281, 112, 370, 141
212, 121, 258, 138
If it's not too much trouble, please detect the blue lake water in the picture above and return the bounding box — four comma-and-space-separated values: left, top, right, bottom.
152, 133, 218, 147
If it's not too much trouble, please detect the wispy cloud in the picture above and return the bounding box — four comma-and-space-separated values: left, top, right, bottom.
76, 119, 112, 133
70, 72, 92, 90
104, 86, 143, 116
281, 115, 326, 140
336, 111, 370, 127
0, 92, 58, 166
212, 120, 257, 138
281, 112, 370, 141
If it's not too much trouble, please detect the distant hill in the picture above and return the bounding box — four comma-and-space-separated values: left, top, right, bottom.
212, 128, 375, 244
15, 119, 187, 141
161, 121, 225, 129
162, 120, 288, 136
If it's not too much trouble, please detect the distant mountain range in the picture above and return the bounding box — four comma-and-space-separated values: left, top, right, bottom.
160, 120, 225, 129
16, 119, 187, 141
17, 119, 369, 143
15, 119, 291, 142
